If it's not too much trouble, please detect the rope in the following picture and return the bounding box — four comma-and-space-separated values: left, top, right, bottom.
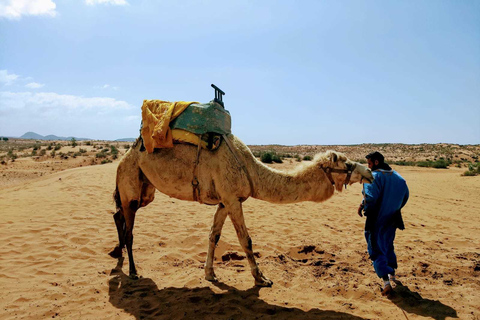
222, 134, 255, 198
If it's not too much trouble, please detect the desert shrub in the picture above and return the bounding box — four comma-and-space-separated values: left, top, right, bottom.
417, 161, 432, 168
7, 149, 17, 160
79, 148, 87, 154
50, 150, 56, 157
462, 163, 480, 176
261, 151, 273, 164
394, 161, 417, 166
47, 144, 53, 150
272, 154, 283, 163
71, 138, 77, 147
96, 151, 107, 158
432, 159, 450, 169
417, 159, 451, 169
40, 149, 46, 156
31, 150, 37, 156
2, 137, 8, 141
295, 154, 302, 162
101, 159, 112, 164
85, 141, 92, 146
54, 144, 61, 151
303, 155, 313, 161
102, 148, 109, 153
110, 145, 119, 155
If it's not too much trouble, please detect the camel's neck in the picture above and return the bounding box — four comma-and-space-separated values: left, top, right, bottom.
249, 158, 335, 204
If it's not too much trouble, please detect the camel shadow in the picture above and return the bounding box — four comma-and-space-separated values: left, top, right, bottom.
388, 280, 458, 320
108, 258, 367, 320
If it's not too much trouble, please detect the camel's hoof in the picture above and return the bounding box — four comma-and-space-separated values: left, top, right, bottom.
108, 246, 123, 258
129, 273, 139, 280
255, 278, 273, 287
205, 273, 218, 282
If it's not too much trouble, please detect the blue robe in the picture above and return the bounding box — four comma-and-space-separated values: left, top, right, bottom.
363, 169, 409, 279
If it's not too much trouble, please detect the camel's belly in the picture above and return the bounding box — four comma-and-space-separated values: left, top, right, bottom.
138, 149, 220, 205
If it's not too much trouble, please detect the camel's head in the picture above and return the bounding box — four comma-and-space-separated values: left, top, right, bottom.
317, 151, 373, 192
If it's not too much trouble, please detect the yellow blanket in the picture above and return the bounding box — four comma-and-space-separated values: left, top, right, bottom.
141, 99, 198, 153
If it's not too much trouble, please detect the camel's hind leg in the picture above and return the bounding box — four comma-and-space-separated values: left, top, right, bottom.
226, 201, 273, 287
110, 149, 155, 279
108, 209, 126, 258
124, 200, 139, 279
205, 204, 228, 282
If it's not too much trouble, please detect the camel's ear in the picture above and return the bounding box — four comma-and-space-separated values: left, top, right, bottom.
329, 151, 338, 164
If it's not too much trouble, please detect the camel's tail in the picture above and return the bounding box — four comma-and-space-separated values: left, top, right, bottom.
113, 186, 122, 212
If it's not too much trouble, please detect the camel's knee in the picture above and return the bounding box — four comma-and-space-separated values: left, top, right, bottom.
129, 200, 139, 212
209, 233, 221, 246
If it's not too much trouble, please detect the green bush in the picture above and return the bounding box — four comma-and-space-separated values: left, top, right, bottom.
463, 163, 480, 176
272, 154, 283, 163
394, 161, 416, 166
110, 145, 119, 155
96, 151, 108, 158
432, 159, 450, 169
261, 152, 273, 164
303, 155, 313, 161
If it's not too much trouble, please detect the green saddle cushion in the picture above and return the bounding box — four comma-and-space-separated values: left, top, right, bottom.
169, 101, 231, 135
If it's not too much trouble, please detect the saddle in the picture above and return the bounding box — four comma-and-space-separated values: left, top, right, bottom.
170, 100, 231, 150
140, 91, 231, 153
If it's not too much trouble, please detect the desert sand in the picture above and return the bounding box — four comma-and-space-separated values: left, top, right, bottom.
1, 148, 479, 319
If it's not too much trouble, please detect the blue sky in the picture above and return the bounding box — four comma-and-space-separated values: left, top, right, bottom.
1, 0, 479, 144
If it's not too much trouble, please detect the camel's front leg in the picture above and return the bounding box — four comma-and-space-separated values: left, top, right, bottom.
227, 201, 273, 287
205, 204, 228, 282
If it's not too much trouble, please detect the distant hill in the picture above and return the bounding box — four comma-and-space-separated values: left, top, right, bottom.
20, 132, 90, 141
19, 132, 135, 142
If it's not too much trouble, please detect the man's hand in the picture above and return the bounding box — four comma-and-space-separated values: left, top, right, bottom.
357, 204, 364, 217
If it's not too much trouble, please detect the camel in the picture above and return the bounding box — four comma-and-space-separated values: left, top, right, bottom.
109, 134, 373, 287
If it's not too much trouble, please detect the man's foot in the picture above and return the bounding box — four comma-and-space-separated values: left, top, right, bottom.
388, 274, 401, 286
381, 283, 393, 296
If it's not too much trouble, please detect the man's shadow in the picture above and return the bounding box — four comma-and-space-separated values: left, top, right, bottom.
388, 280, 457, 320
108, 258, 366, 320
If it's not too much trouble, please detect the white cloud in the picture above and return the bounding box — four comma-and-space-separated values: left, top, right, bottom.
85, 0, 128, 6
25, 82, 45, 89
0, 0, 57, 19
0, 91, 133, 116
94, 84, 119, 90
0, 69, 19, 85
0, 91, 139, 139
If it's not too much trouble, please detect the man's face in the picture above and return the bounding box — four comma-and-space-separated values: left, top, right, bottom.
367, 159, 378, 169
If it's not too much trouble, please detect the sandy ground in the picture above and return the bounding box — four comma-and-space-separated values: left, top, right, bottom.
0, 158, 479, 319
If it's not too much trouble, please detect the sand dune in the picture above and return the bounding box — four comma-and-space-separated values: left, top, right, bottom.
0, 160, 479, 319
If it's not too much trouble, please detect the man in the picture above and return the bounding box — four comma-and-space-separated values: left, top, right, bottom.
358, 151, 409, 296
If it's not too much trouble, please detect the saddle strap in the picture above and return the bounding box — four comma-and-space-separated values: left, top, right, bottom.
192, 137, 202, 202
222, 134, 256, 198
